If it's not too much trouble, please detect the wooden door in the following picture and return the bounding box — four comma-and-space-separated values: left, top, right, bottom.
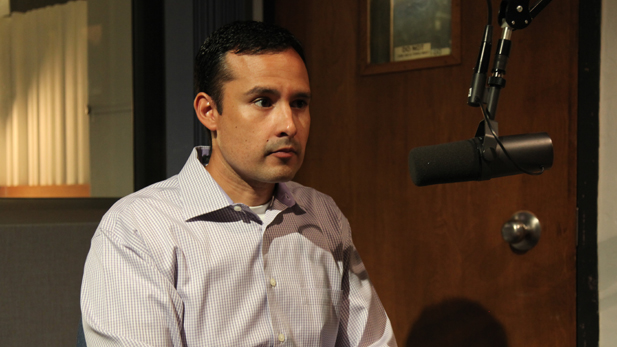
274, 0, 578, 345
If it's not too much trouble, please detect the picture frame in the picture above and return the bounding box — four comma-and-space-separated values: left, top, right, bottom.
360, 0, 461, 75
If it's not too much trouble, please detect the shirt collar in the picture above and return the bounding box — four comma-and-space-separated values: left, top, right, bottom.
178, 146, 297, 221
273, 180, 296, 207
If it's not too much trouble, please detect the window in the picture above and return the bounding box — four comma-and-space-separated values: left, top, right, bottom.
0, 0, 133, 197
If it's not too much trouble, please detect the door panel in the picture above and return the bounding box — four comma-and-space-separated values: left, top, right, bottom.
274, 0, 577, 345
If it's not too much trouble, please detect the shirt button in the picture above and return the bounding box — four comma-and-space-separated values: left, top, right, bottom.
270, 278, 277, 287
278, 333, 285, 342
233, 205, 242, 212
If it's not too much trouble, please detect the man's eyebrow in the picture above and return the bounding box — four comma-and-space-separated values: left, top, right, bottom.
244, 86, 312, 100
244, 86, 280, 97
294, 92, 312, 100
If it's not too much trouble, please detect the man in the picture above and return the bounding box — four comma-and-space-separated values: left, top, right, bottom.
81, 21, 396, 346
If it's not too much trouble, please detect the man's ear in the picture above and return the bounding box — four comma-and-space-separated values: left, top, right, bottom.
194, 92, 218, 131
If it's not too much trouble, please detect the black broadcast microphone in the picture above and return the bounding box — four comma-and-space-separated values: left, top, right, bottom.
408, 132, 553, 186
408, 0, 555, 187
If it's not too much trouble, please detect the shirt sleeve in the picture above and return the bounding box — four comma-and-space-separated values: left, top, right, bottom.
335, 216, 398, 347
80, 225, 185, 347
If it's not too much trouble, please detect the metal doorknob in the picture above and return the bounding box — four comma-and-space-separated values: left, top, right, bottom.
501, 211, 541, 252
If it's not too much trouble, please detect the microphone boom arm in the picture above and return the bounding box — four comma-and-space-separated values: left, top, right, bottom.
471, 0, 553, 177
472, 0, 553, 118
499, 0, 552, 30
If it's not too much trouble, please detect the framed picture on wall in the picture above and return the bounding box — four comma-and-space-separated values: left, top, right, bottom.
360, 0, 461, 75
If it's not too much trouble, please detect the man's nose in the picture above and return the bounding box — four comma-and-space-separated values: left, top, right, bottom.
276, 104, 298, 138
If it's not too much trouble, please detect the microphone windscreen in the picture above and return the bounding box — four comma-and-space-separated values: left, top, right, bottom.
408, 138, 482, 186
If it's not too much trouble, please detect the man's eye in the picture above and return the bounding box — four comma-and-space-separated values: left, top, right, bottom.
254, 98, 272, 107
291, 100, 308, 109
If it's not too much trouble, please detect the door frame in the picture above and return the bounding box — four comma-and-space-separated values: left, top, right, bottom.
576, 0, 601, 345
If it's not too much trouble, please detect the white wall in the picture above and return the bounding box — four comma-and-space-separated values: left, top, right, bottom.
88, 0, 134, 197
598, 0, 617, 345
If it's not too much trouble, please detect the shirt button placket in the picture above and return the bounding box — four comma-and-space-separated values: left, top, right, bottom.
269, 278, 281, 343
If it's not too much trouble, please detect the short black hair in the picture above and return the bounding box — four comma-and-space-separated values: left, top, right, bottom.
194, 21, 306, 113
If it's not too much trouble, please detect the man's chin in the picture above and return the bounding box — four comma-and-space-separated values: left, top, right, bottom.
257, 168, 300, 184
265, 173, 297, 184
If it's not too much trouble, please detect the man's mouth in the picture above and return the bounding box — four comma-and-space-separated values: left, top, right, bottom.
269, 146, 298, 159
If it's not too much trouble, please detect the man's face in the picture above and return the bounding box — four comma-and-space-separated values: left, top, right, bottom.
201, 48, 311, 187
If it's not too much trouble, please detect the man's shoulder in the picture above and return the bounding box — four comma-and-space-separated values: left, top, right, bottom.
98, 176, 182, 231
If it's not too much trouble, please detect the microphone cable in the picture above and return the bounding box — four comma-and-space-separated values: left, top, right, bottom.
480, 104, 545, 175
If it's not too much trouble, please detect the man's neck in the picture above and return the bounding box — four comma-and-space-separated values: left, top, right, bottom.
205, 164, 275, 207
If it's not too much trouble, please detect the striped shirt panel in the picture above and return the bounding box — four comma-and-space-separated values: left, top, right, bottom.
81, 146, 396, 347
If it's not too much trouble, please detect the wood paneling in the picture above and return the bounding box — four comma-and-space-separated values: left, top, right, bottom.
275, 0, 578, 345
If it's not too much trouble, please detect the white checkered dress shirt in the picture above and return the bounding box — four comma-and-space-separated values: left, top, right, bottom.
80, 147, 396, 346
